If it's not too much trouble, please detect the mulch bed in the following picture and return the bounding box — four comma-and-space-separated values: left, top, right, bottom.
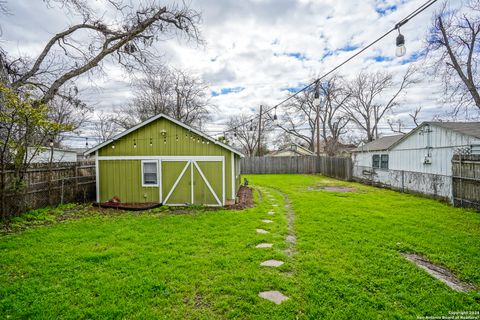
226, 186, 253, 210
92, 202, 162, 211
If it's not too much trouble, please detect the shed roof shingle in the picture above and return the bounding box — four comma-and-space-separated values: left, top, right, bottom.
352, 135, 404, 152
426, 122, 480, 139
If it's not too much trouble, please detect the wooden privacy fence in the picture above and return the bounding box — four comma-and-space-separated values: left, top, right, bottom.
1, 161, 96, 218
452, 154, 480, 210
241, 156, 353, 180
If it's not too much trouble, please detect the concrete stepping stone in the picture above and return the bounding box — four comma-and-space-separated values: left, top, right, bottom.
286, 235, 296, 243
256, 228, 269, 234
258, 291, 289, 304
256, 243, 273, 248
260, 259, 284, 267
267, 211, 275, 215
262, 219, 273, 223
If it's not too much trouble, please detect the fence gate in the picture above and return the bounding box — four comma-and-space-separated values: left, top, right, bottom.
452, 154, 480, 210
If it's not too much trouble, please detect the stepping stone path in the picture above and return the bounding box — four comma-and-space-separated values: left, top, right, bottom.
262, 219, 273, 223
267, 211, 275, 215
260, 259, 284, 267
256, 228, 269, 234
258, 291, 289, 305
286, 235, 296, 243
256, 243, 273, 248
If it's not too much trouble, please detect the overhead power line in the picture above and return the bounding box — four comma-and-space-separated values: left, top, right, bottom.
224, 0, 439, 133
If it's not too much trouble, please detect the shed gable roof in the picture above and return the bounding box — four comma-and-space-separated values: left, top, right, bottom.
84, 113, 244, 156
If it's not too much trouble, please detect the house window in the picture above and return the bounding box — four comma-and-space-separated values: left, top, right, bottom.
142, 161, 158, 186
380, 154, 389, 169
372, 155, 380, 168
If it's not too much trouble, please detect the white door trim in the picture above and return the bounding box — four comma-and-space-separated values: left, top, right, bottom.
231, 152, 235, 199
163, 161, 191, 205
95, 150, 100, 202
193, 161, 222, 206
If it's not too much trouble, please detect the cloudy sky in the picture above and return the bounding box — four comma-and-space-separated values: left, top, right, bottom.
0, 0, 466, 146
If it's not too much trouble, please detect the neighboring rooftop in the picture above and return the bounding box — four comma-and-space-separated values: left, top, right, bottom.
427, 122, 480, 139
352, 135, 404, 152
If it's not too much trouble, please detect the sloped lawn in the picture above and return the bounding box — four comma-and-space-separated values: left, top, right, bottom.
1, 174, 479, 319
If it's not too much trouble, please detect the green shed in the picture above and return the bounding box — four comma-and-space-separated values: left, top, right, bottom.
85, 114, 243, 207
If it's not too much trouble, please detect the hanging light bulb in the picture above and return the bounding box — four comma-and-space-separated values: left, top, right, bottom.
314, 81, 321, 105
49, 139, 54, 147
234, 129, 237, 137
197, 138, 200, 143
133, 139, 137, 148
202, 140, 205, 144
112, 143, 115, 149
176, 135, 179, 142
273, 107, 278, 121
85, 137, 89, 148
249, 121, 253, 132
149, 138, 153, 146
395, 29, 406, 57
164, 138, 167, 144
207, 141, 210, 145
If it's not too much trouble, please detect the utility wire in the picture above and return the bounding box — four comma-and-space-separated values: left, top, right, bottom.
224, 0, 439, 133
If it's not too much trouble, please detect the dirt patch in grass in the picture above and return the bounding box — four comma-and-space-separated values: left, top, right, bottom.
226, 186, 253, 210
401, 253, 476, 292
93, 202, 161, 211
308, 185, 357, 192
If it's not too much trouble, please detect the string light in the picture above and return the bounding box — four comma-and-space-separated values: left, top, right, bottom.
85, 137, 89, 148
111, 143, 115, 149
221, 0, 438, 135
133, 139, 137, 148
395, 27, 406, 57
149, 138, 153, 146
273, 107, 278, 121
176, 135, 179, 142
163, 138, 167, 144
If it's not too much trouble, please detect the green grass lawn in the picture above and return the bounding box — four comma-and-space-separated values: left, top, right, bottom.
1, 174, 479, 319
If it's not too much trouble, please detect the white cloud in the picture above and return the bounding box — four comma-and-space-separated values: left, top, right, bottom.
0, 0, 469, 146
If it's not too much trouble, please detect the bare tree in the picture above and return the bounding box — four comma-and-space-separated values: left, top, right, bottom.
93, 112, 120, 142
2, 1, 202, 106
116, 66, 211, 129
344, 67, 416, 142
426, 1, 480, 112
318, 76, 351, 155
48, 95, 92, 143
276, 76, 351, 154
226, 114, 272, 156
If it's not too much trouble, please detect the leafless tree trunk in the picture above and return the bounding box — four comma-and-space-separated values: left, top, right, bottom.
426, 1, 480, 112
344, 67, 416, 142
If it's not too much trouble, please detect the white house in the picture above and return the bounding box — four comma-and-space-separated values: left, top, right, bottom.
267, 143, 314, 157
352, 122, 480, 201
27, 147, 77, 163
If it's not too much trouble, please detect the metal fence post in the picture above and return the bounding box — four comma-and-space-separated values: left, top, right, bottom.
60, 177, 64, 205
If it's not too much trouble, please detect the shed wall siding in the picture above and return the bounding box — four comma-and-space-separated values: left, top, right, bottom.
96, 117, 238, 203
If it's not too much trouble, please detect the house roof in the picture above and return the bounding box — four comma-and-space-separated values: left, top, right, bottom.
353, 121, 480, 153
268, 143, 314, 156
425, 122, 480, 139
352, 135, 404, 152
84, 113, 244, 157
